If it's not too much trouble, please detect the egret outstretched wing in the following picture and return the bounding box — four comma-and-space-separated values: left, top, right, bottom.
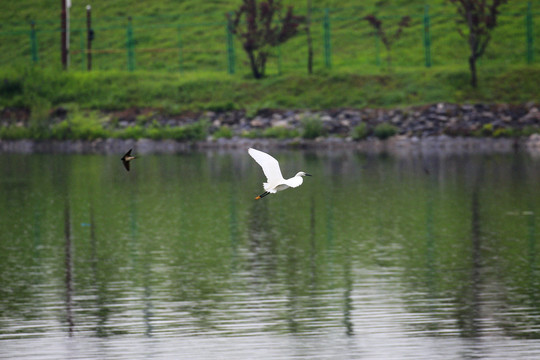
248, 148, 284, 184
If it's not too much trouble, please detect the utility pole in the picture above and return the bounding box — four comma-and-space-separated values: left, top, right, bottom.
67, 0, 71, 67
306, 0, 313, 74
87, 5, 93, 70
61, 0, 67, 69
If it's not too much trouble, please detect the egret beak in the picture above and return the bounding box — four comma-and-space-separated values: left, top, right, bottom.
305, 173, 312, 176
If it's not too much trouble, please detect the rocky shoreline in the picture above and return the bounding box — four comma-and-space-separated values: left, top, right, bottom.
1, 102, 540, 155
205, 102, 540, 138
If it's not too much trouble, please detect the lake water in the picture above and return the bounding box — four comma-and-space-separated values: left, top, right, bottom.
1, 149, 540, 359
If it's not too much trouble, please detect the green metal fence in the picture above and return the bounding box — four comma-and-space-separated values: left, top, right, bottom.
0, 2, 537, 74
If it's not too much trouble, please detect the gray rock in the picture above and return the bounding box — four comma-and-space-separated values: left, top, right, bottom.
321, 115, 332, 122
272, 120, 289, 128
250, 117, 265, 128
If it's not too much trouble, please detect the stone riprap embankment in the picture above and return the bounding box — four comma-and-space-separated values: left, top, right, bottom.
1, 102, 540, 154
200, 102, 540, 137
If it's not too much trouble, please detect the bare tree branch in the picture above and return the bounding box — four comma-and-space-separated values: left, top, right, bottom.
448, 0, 508, 87
364, 15, 411, 68
227, 0, 304, 79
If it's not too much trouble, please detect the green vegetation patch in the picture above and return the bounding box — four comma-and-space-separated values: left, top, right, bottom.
373, 123, 398, 140
301, 115, 327, 139
263, 126, 300, 139
351, 122, 369, 140
213, 125, 233, 139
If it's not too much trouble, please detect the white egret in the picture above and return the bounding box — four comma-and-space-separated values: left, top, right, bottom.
121, 148, 136, 171
248, 148, 311, 200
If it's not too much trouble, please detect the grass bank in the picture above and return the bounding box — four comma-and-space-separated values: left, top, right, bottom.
1, 65, 539, 113
0, 65, 538, 141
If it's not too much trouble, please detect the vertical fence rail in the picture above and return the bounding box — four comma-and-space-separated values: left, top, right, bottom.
126, 17, 135, 71
226, 16, 235, 74
423, 5, 432, 68
323, 8, 331, 69
526, 1, 534, 64
375, 34, 381, 66
61, 0, 67, 69
30, 21, 38, 64
80, 30, 85, 70
86, 5, 92, 71
177, 26, 184, 73
277, 45, 282, 75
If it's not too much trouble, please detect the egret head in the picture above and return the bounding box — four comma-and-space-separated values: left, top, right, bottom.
295, 171, 312, 177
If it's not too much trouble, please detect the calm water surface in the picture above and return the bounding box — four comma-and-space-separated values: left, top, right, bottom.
1, 150, 540, 359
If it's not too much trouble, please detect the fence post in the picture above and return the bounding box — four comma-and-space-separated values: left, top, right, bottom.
526, 1, 534, 64
61, 0, 67, 70
126, 16, 135, 71
226, 14, 235, 74
324, 8, 331, 69
423, 4, 432, 68
30, 21, 38, 64
177, 26, 184, 73
277, 45, 282, 75
80, 30, 85, 70
375, 33, 381, 66
86, 5, 93, 71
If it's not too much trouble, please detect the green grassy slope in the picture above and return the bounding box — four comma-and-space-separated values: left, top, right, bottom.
0, 0, 537, 73
1, 64, 538, 112
0, 0, 538, 120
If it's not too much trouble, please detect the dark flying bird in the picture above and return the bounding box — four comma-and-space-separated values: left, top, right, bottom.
121, 149, 136, 172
